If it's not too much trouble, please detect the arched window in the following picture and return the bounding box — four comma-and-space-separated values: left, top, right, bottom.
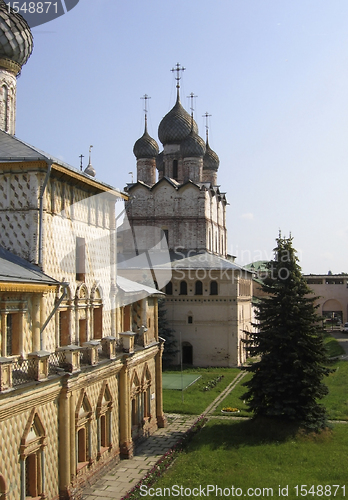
195, 281, 203, 295
173, 160, 178, 180
210, 281, 218, 295
165, 281, 173, 295
179, 281, 187, 295
2, 85, 8, 131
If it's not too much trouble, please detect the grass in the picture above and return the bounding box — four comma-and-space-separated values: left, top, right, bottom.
322, 360, 348, 420
151, 419, 348, 499
323, 331, 345, 357
163, 367, 240, 414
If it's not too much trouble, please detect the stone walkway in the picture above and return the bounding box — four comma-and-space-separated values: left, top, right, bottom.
81, 372, 246, 500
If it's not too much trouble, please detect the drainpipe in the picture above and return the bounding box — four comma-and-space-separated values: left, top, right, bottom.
40, 283, 69, 350
38, 161, 52, 268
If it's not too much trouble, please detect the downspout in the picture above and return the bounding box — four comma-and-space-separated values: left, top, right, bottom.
38, 161, 52, 268
40, 282, 69, 350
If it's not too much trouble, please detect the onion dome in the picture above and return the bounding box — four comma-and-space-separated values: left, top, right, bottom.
158, 94, 198, 145
156, 151, 164, 172
203, 139, 220, 171
181, 129, 206, 158
0, 1, 33, 75
84, 162, 96, 177
133, 121, 159, 159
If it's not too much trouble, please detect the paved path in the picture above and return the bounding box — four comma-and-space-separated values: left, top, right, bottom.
81, 372, 246, 500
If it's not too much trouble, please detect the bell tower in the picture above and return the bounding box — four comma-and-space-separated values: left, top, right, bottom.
0, 2, 33, 134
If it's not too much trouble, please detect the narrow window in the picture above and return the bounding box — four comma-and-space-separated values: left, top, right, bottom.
2, 85, 8, 132
173, 160, 178, 180
79, 319, 87, 345
195, 281, 203, 295
77, 428, 87, 463
26, 452, 41, 498
180, 281, 187, 295
93, 307, 102, 339
188, 315, 193, 324
59, 310, 70, 346
165, 281, 173, 295
100, 415, 107, 448
210, 281, 218, 295
76, 237, 86, 281
6, 313, 20, 356
6, 314, 12, 356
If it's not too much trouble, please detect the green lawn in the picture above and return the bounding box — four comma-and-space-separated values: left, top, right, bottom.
322, 360, 348, 420
163, 367, 240, 414
323, 331, 345, 357
150, 419, 348, 499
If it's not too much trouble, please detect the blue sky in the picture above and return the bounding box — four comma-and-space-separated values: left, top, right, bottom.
14, 0, 348, 274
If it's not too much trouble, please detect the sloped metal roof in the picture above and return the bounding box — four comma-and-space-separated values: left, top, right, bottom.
0, 246, 59, 285
0, 130, 127, 197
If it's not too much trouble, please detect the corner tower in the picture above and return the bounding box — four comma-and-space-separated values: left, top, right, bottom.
0, 1, 33, 134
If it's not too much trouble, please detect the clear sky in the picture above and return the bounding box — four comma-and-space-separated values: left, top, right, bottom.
13, 0, 348, 274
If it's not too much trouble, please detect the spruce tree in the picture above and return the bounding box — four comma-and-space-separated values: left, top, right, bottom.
158, 298, 178, 368
242, 233, 331, 430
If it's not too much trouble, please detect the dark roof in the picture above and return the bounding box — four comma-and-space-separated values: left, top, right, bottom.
0, 246, 59, 286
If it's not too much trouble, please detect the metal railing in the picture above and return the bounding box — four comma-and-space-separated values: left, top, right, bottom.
12, 358, 35, 386
48, 351, 71, 374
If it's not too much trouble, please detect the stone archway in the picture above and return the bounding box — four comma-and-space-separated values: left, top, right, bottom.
322, 299, 343, 324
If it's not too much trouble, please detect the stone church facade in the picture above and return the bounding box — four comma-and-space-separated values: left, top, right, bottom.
0, 5, 165, 500
120, 66, 253, 367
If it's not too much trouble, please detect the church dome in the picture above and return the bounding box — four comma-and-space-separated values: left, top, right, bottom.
158, 95, 198, 145
203, 139, 220, 170
0, 2, 33, 74
181, 129, 206, 158
133, 123, 159, 159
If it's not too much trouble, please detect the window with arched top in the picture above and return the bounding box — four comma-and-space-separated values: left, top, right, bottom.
179, 281, 187, 295
2, 85, 8, 131
20, 410, 46, 499
210, 281, 218, 295
195, 281, 203, 295
75, 390, 93, 469
165, 281, 173, 295
97, 382, 113, 456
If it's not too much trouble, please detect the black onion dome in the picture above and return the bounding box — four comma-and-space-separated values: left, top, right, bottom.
181, 129, 206, 158
133, 123, 159, 159
158, 95, 198, 145
203, 139, 220, 170
0, 1, 33, 73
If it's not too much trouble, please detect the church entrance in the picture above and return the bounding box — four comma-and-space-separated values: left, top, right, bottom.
182, 342, 193, 365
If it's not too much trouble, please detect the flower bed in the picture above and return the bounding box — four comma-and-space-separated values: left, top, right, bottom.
221, 407, 240, 415
121, 415, 208, 500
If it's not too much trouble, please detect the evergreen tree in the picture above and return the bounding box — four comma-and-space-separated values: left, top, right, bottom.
242, 233, 331, 430
158, 298, 178, 368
